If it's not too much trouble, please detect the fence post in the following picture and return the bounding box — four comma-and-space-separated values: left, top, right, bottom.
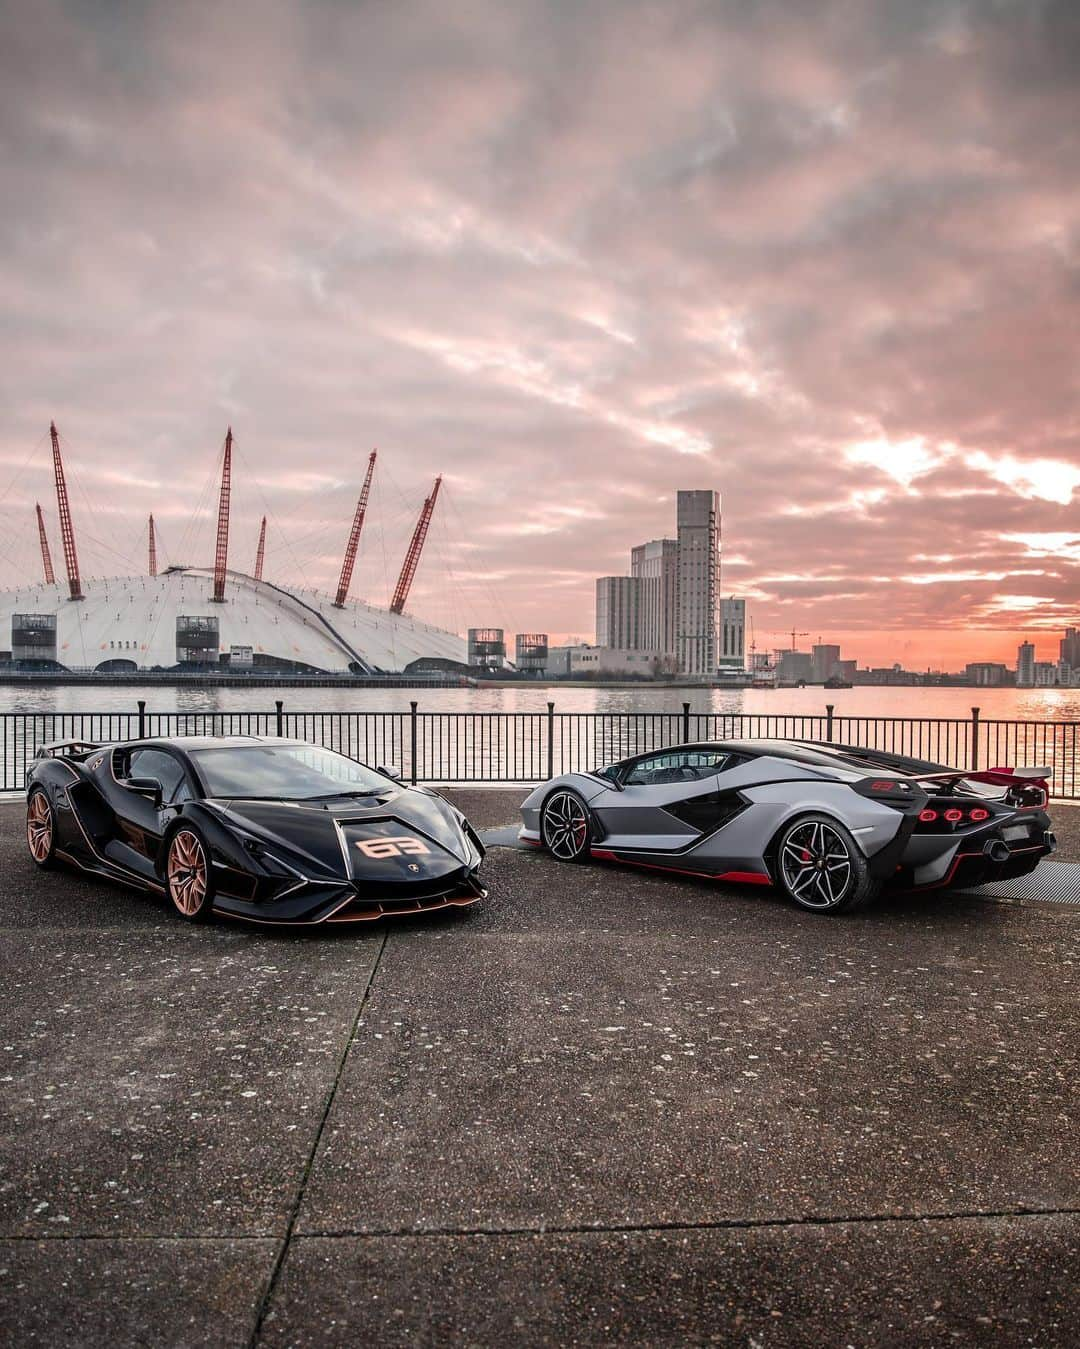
275, 699, 284, 736
825, 703, 834, 742
137, 699, 146, 738
410, 700, 418, 785
682, 701, 691, 743
546, 702, 555, 780
971, 706, 980, 772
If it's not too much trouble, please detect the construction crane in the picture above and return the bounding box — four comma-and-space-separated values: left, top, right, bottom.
49, 421, 84, 601
253, 516, 266, 582
334, 450, 377, 608
774, 627, 809, 652
148, 514, 157, 577
390, 476, 441, 616
35, 504, 55, 585
211, 427, 232, 603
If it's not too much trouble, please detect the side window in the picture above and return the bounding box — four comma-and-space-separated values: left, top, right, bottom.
623, 750, 728, 787
127, 749, 192, 805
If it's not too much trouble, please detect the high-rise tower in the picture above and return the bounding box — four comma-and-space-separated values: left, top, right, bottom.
676, 490, 721, 676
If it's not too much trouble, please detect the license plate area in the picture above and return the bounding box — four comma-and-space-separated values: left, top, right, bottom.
1002, 823, 1033, 843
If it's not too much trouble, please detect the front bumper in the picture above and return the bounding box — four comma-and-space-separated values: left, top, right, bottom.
212, 867, 486, 926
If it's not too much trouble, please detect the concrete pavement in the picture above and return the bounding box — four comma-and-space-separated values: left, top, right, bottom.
1, 794, 1077, 1346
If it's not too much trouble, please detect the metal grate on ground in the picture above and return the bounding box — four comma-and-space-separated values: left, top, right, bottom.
959, 860, 1080, 909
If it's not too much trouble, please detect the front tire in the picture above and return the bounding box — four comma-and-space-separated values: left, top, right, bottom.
776, 813, 878, 914
541, 790, 592, 863
26, 788, 58, 869
166, 827, 216, 922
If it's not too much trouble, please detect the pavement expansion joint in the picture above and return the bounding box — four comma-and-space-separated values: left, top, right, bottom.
296, 1205, 1080, 1243
244, 930, 390, 1348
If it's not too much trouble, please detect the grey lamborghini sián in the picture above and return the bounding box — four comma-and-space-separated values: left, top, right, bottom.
519, 739, 1055, 914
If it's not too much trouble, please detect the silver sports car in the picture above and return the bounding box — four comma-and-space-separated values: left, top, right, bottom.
519, 739, 1056, 913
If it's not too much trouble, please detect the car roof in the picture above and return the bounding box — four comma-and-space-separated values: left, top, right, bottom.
626, 738, 911, 778
130, 735, 300, 750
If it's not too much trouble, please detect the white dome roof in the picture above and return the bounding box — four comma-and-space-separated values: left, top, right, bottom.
0, 567, 465, 673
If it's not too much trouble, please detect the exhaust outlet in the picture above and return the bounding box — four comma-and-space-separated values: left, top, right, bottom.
983, 839, 1011, 864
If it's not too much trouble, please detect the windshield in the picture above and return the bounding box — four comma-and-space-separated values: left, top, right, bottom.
191, 744, 392, 800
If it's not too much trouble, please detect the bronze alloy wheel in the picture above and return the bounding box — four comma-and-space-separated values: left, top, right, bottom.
26, 790, 55, 866
168, 829, 212, 920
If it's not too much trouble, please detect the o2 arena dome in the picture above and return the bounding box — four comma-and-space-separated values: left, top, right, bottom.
0, 426, 466, 675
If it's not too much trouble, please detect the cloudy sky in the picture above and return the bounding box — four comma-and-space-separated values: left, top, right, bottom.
1, 0, 1078, 668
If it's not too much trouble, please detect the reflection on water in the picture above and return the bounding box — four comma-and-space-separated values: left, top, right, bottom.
3, 682, 1080, 721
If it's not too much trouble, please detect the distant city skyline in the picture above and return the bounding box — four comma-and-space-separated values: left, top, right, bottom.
1, 1, 1078, 668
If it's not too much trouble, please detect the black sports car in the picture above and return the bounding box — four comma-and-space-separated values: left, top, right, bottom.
25, 735, 486, 925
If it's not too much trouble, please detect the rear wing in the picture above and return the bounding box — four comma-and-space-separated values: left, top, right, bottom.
797, 741, 1051, 797
34, 740, 101, 762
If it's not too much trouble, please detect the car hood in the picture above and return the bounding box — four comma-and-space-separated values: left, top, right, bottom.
209, 787, 474, 882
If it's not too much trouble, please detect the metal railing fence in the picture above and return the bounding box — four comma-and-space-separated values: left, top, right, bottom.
3, 700, 1079, 800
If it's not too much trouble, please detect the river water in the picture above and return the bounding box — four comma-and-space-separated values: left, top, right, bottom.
1, 682, 1079, 722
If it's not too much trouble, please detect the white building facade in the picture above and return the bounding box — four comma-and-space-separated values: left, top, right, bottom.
631, 539, 678, 659
595, 576, 640, 649
1016, 641, 1036, 688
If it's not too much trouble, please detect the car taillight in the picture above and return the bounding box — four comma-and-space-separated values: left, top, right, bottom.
917, 801, 997, 828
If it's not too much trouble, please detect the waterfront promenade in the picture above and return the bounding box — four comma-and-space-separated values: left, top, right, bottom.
1, 792, 1077, 1345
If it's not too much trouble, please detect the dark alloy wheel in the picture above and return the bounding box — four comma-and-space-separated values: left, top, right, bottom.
26, 789, 58, 869
541, 790, 592, 862
776, 813, 878, 914
166, 828, 216, 922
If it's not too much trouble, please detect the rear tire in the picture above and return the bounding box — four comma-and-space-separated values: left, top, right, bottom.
26, 788, 58, 870
165, 827, 216, 922
541, 790, 592, 863
776, 813, 878, 914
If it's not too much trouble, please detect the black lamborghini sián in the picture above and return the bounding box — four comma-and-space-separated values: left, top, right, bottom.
25, 735, 486, 925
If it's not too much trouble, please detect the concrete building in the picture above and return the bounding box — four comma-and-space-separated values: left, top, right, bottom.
1016, 641, 1036, 688
811, 644, 841, 683
966, 662, 1010, 687
776, 650, 813, 684
719, 596, 745, 670
676, 489, 721, 677
467, 628, 507, 670
595, 576, 640, 649
1058, 628, 1080, 684
1034, 661, 1058, 687
630, 539, 678, 657
545, 643, 662, 678
514, 633, 548, 674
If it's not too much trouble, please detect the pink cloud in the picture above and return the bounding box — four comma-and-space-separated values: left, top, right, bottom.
0, 0, 1078, 668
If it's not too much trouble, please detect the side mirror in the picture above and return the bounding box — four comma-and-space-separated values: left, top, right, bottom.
377, 763, 402, 781
126, 776, 163, 807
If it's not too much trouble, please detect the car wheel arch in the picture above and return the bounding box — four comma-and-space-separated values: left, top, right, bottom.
763, 805, 867, 870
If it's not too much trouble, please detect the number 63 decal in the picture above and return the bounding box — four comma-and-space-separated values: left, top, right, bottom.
355, 835, 431, 859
